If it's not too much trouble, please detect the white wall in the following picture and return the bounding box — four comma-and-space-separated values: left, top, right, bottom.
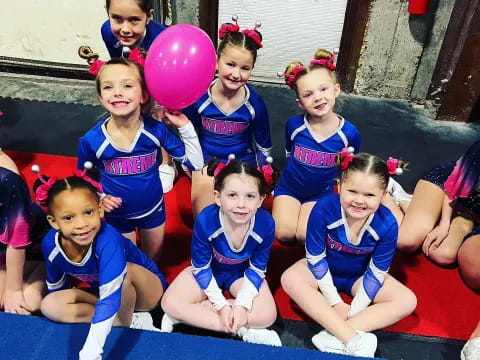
219, 0, 348, 83
0, 0, 109, 64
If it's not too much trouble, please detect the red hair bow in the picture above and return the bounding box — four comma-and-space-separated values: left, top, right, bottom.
310, 58, 336, 71
242, 29, 263, 48
339, 147, 354, 170
386, 157, 403, 175
88, 59, 105, 76
128, 48, 145, 67
35, 177, 58, 204
73, 169, 104, 194
258, 164, 274, 186
219, 23, 240, 39
285, 65, 306, 88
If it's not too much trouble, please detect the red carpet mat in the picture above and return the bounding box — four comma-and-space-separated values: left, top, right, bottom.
9, 151, 480, 341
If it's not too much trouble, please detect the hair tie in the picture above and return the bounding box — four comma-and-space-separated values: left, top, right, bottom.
386, 157, 404, 175
219, 16, 263, 48
310, 58, 336, 71
242, 21, 263, 48
339, 147, 355, 170
281, 65, 306, 88
31, 165, 58, 206
128, 48, 145, 68
213, 154, 236, 178
257, 156, 274, 186
73, 162, 105, 195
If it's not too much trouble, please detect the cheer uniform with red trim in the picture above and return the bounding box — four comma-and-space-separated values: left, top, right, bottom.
306, 193, 397, 316
101, 20, 167, 58
275, 114, 361, 203
183, 81, 272, 166
42, 221, 166, 360
77, 115, 202, 231
191, 204, 274, 311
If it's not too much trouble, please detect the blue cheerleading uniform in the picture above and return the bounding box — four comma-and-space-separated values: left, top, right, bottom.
275, 114, 361, 203
191, 204, 275, 310
77, 115, 202, 232
183, 81, 272, 166
42, 222, 166, 360
101, 20, 167, 58
306, 194, 397, 316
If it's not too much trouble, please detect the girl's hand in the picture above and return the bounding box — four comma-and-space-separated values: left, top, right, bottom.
163, 109, 189, 128
151, 105, 165, 122
219, 305, 233, 333
230, 306, 248, 333
2, 290, 32, 315
423, 224, 449, 257
101, 195, 122, 213
333, 302, 350, 320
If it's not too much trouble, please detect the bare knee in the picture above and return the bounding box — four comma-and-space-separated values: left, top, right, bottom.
41, 294, 64, 321
458, 244, 480, 291
281, 267, 300, 296
428, 246, 458, 266
161, 290, 182, 318
275, 226, 297, 245
397, 226, 427, 253
397, 289, 417, 318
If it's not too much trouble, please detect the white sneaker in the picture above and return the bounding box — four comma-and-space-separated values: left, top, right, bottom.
461, 338, 480, 360
160, 313, 180, 333
130, 312, 161, 332
312, 329, 345, 354
159, 163, 177, 193
239, 327, 282, 346
345, 331, 377, 358
387, 177, 412, 204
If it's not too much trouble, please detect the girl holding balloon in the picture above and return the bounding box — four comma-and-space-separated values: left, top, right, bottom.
180, 17, 273, 217
77, 57, 203, 262
101, 0, 179, 193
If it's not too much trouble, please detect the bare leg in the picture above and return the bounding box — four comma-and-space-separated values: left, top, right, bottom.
295, 201, 316, 246
281, 259, 357, 344
123, 231, 137, 245
229, 279, 277, 328
346, 275, 417, 332
397, 180, 444, 252
427, 216, 473, 265
272, 195, 301, 245
139, 223, 165, 262
191, 169, 215, 218
116, 263, 164, 326
161, 267, 226, 332
458, 234, 480, 291
41, 289, 98, 323
22, 261, 46, 312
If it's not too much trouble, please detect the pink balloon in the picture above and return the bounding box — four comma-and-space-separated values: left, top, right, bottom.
145, 24, 217, 110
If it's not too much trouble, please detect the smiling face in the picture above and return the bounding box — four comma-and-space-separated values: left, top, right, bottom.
47, 188, 104, 248
107, 0, 152, 48
98, 63, 148, 119
216, 45, 254, 92
339, 171, 385, 222
296, 68, 340, 119
214, 173, 265, 227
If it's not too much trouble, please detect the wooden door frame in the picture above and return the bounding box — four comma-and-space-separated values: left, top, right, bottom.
428, 0, 480, 121
198, 0, 370, 91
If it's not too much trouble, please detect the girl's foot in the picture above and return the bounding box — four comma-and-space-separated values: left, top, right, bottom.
237, 327, 282, 346
312, 329, 377, 358
461, 338, 480, 360
130, 312, 161, 332
160, 312, 180, 332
